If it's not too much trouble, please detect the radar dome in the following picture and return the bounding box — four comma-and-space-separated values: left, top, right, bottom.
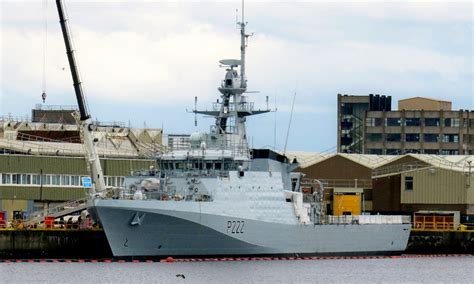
190, 132, 206, 148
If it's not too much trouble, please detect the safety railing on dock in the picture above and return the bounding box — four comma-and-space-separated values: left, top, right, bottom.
413, 215, 455, 231
326, 215, 411, 225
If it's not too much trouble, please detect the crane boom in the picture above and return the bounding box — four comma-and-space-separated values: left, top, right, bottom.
55, 0, 106, 194
56, 0, 89, 121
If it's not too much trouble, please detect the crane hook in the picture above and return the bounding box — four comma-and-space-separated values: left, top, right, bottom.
41, 92, 47, 103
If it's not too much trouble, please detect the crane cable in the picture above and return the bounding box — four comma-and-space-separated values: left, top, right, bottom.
41, 0, 48, 103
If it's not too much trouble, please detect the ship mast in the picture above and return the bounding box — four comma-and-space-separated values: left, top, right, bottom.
194, 1, 269, 149
239, 0, 247, 90
55, 0, 106, 194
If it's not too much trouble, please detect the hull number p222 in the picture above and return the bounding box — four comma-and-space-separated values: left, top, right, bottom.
227, 220, 245, 234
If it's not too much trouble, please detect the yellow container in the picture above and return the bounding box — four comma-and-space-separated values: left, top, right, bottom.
333, 194, 361, 216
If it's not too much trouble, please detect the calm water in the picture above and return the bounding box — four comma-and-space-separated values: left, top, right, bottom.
1, 256, 473, 283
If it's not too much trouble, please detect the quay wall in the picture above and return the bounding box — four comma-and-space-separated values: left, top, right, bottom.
406, 230, 474, 254
1, 229, 473, 258
0, 229, 111, 259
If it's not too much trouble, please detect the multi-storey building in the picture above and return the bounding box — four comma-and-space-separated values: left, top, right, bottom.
337, 94, 392, 153
338, 95, 474, 155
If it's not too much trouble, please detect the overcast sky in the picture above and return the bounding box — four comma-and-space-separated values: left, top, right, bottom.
1, 0, 472, 152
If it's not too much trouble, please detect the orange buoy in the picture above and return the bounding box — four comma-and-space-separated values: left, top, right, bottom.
166, 256, 174, 263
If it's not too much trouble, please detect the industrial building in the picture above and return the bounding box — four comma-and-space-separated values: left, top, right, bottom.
288, 152, 396, 215
0, 106, 162, 222
0, 155, 156, 221
338, 94, 474, 155
372, 154, 474, 217
291, 152, 474, 220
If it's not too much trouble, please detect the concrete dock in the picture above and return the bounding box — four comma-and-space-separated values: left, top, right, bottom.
1, 228, 473, 259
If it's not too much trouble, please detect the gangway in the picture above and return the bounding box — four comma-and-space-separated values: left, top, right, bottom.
24, 197, 89, 227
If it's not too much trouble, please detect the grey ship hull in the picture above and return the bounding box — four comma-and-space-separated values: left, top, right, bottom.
90, 200, 411, 257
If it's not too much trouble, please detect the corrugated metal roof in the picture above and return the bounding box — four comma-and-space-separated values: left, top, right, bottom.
284, 152, 332, 168
287, 152, 473, 173
286, 152, 397, 169
375, 154, 474, 174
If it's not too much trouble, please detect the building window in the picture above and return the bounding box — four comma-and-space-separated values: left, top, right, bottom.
342, 119, 353, 129
425, 118, 440, 127
423, 134, 439, 142
32, 175, 41, 185
51, 175, 61, 185
444, 118, 460, 127
386, 118, 401, 127
71, 176, 80, 186
2, 174, 11, 184
405, 176, 413, 191
365, 118, 383, 127
442, 134, 459, 143
340, 135, 353, 146
405, 133, 420, 142
424, 149, 439, 154
452, 118, 460, 127
366, 118, 375, 127
405, 118, 420, 127
367, 133, 383, 142
61, 176, 70, 186
12, 174, 19, 184
386, 149, 400, 155
441, 149, 459, 155
21, 174, 30, 185
386, 133, 401, 142
41, 175, 51, 185
342, 105, 353, 115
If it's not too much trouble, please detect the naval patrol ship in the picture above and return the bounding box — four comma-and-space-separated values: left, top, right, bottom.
52, 0, 410, 257
85, 12, 411, 257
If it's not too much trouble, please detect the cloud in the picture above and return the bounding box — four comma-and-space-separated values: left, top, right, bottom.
1, 0, 472, 151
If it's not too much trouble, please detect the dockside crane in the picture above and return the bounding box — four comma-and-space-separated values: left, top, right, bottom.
55, 0, 106, 195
